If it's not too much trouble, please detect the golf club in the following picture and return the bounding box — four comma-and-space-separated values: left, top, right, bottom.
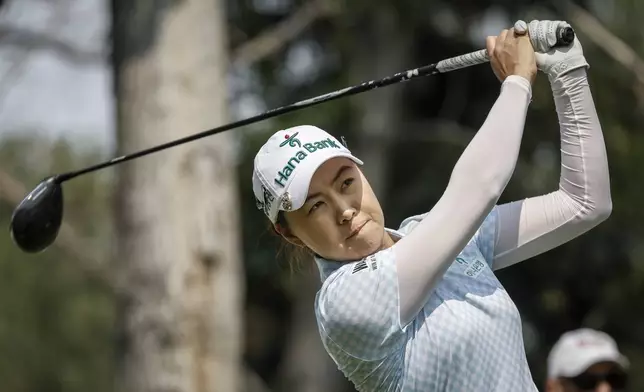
9, 26, 575, 254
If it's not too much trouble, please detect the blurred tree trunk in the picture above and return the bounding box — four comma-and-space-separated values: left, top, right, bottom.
111, 1, 244, 392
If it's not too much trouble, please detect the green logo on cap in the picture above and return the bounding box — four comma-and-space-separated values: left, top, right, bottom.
274, 136, 342, 188
279, 132, 301, 148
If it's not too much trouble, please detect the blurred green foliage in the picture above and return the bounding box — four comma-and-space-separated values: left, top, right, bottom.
0, 137, 115, 392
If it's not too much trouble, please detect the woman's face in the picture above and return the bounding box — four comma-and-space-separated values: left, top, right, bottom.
280, 157, 394, 261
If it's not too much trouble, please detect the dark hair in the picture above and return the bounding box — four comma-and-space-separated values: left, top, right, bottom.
271, 211, 314, 274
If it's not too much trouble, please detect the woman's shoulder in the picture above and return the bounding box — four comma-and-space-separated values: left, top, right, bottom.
396, 212, 429, 235
314, 247, 400, 328
395, 207, 500, 237
314, 249, 407, 361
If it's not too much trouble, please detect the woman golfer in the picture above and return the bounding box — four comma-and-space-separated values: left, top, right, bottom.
251, 19, 611, 391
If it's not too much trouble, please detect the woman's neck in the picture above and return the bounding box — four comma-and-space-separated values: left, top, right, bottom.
381, 231, 398, 249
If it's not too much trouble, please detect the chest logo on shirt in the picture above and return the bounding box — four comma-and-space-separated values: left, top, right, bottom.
455, 257, 486, 279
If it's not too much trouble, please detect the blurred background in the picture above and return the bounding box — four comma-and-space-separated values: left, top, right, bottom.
0, 0, 642, 391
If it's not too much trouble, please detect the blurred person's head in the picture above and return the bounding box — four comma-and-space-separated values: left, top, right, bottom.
546, 328, 629, 392
252, 125, 395, 265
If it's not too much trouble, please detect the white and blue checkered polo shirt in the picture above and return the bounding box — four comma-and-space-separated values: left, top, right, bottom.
314, 209, 538, 391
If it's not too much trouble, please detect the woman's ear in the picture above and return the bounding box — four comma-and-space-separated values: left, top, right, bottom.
274, 223, 305, 247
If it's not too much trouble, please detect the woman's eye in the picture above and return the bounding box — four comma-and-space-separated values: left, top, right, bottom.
309, 201, 324, 214
342, 178, 354, 189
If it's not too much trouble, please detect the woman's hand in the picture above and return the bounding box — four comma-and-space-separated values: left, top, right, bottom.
486, 28, 537, 84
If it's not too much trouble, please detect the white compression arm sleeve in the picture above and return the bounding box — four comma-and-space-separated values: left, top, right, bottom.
393, 75, 532, 326
492, 68, 611, 269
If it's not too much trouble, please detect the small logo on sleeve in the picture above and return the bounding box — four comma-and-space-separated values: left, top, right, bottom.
352, 256, 378, 274
352, 261, 368, 274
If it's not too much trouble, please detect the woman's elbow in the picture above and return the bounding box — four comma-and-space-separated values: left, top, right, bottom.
480, 172, 510, 203
594, 197, 613, 222
583, 195, 612, 225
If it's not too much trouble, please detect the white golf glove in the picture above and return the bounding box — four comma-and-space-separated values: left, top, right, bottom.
515, 19, 589, 82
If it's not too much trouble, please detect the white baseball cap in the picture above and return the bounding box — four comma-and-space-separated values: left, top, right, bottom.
252, 125, 363, 223
547, 328, 629, 378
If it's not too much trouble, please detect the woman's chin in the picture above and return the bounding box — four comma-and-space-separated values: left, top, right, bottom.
345, 225, 387, 258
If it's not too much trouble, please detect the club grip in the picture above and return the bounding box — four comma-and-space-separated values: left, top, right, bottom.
555, 26, 575, 47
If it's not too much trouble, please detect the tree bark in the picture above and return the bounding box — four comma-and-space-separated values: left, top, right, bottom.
111, 1, 243, 391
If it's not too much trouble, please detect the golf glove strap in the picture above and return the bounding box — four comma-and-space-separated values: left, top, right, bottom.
523, 19, 589, 82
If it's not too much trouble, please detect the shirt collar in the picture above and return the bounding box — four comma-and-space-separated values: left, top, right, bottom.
314, 227, 404, 283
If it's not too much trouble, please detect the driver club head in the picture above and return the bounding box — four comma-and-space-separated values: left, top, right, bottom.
10, 176, 64, 253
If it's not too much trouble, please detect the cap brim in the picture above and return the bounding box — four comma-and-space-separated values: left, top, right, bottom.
558, 351, 630, 377
283, 150, 363, 212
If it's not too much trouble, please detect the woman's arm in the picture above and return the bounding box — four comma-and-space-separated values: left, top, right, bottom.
317, 29, 538, 342
393, 75, 532, 325
316, 76, 533, 360
490, 67, 611, 269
